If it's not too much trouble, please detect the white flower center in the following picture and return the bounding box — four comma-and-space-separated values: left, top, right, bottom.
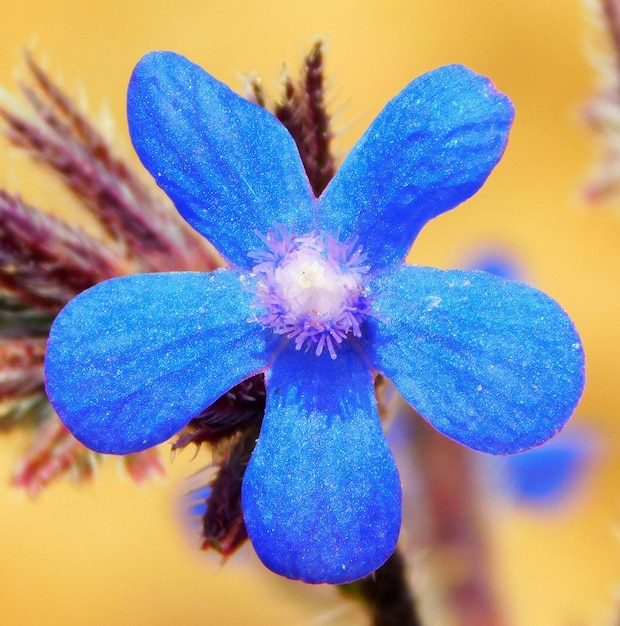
275, 247, 357, 319
249, 226, 371, 358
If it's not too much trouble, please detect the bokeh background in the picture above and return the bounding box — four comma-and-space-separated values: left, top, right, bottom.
0, 1, 618, 624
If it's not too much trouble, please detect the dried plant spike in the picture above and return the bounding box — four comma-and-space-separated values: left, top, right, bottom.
601, 0, 620, 73
199, 425, 260, 556
2, 55, 222, 273
301, 39, 336, 196
274, 72, 306, 151
0, 336, 46, 403
0, 295, 55, 338
173, 374, 265, 449
273, 40, 336, 196
123, 448, 165, 483
243, 72, 267, 108
11, 416, 98, 497
23, 52, 115, 156
583, 0, 620, 204
0, 191, 126, 311
173, 376, 265, 556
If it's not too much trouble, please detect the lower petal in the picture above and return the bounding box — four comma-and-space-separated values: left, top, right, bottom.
45, 270, 270, 453
366, 266, 585, 454
242, 344, 401, 584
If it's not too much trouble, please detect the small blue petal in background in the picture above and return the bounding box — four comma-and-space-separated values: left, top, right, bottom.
493, 424, 599, 508
461, 248, 523, 282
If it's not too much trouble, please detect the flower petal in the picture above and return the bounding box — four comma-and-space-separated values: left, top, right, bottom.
127, 51, 316, 268
44, 270, 270, 453
242, 345, 401, 584
319, 65, 514, 269
366, 266, 585, 454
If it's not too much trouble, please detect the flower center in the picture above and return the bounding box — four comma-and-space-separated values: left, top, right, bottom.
250, 226, 371, 359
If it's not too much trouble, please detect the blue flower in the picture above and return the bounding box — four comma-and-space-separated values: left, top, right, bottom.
462, 249, 523, 282
44, 51, 585, 584
500, 424, 596, 507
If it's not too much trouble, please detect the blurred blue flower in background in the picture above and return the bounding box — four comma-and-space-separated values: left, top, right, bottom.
499, 425, 598, 507
462, 249, 523, 282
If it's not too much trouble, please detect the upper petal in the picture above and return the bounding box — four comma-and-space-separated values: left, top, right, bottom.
319, 65, 514, 269
242, 344, 401, 584
45, 270, 270, 454
127, 51, 316, 268
365, 266, 585, 454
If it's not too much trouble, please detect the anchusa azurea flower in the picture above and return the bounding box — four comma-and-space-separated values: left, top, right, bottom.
44, 50, 585, 584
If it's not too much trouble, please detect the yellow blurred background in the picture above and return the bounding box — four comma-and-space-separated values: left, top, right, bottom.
0, 1, 618, 624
